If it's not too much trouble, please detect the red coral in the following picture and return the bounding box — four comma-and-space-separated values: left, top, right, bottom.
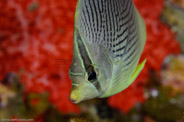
108, 0, 181, 113
0, 0, 78, 114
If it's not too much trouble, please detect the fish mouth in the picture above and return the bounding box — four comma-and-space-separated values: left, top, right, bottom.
70, 99, 78, 104
70, 90, 83, 104
70, 81, 99, 103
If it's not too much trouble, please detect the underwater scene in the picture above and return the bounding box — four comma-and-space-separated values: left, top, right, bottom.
0, 0, 184, 121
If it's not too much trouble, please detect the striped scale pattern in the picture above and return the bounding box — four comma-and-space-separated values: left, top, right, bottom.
77, 0, 140, 65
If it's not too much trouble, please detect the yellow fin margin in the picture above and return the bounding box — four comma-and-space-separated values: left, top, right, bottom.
127, 59, 146, 85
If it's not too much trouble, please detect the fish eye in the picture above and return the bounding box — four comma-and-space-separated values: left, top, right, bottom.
88, 70, 97, 81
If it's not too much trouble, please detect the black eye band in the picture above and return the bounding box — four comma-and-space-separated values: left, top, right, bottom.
87, 66, 101, 92
76, 30, 93, 71
88, 69, 97, 81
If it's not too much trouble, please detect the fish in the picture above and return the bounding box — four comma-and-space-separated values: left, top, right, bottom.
69, 0, 146, 103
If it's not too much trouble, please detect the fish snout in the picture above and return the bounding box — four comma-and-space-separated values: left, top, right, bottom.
70, 89, 83, 104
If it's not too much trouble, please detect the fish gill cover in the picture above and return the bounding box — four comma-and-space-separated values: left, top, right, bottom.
0, 0, 181, 115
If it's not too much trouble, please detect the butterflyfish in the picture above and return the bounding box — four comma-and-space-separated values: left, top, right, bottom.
69, 0, 146, 103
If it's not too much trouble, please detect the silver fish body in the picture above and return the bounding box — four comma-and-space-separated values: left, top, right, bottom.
69, 0, 146, 103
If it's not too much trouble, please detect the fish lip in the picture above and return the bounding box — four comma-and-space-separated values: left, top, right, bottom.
70, 99, 80, 104
70, 99, 77, 103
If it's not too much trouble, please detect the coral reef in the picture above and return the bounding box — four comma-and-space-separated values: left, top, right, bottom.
0, 0, 78, 113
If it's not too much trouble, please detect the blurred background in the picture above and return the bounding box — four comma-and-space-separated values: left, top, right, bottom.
0, 0, 184, 121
